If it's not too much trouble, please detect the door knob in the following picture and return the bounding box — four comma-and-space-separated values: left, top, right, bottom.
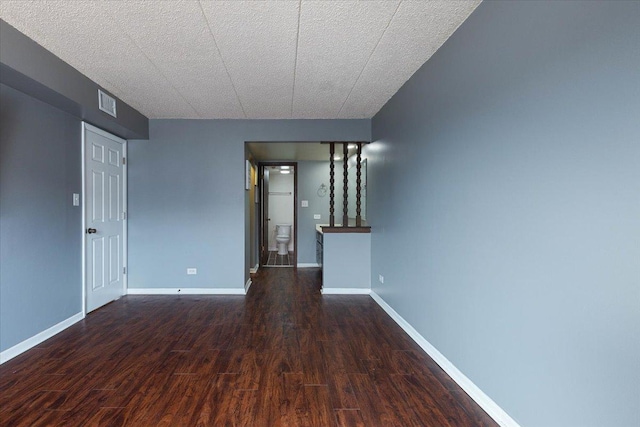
87, 228, 97, 234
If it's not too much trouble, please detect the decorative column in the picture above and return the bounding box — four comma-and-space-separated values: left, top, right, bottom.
329, 142, 335, 227
343, 143, 349, 227
356, 142, 362, 227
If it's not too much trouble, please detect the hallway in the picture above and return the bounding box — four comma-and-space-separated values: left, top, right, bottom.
0, 268, 496, 426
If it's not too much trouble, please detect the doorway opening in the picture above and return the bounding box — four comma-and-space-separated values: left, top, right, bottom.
260, 162, 297, 267
245, 141, 333, 275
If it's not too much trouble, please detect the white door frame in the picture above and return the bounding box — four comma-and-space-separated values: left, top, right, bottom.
81, 122, 128, 315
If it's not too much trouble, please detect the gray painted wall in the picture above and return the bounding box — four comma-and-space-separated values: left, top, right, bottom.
128, 119, 370, 290
369, 2, 640, 426
296, 161, 344, 265
323, 232, 370, 290
0, 83, 82, 352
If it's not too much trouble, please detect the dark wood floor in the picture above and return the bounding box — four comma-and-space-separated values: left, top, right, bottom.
0, 268, 496, 426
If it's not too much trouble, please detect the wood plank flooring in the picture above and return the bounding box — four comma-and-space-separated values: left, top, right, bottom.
0, 268, 497, 426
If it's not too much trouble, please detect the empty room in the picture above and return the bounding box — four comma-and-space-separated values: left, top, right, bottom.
1, 1, 638, 426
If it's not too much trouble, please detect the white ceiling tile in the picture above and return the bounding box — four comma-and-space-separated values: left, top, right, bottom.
293, 0, 400, 118
1, 0, 480, 119
200, 0, 300, 119
0, 0, 198, 118
338, 0, 481, 118
0, 1, 124, 101
104, 0, 245, 118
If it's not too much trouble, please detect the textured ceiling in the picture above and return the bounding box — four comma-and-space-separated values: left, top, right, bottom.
0, 0, 480, 119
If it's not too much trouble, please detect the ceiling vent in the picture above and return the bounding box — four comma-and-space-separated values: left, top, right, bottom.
98, 89, 117, 118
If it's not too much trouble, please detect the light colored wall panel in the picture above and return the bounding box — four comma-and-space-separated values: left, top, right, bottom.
128, 119, 370, 289
323, 232, 371, 290
0, 84, 82, 352
296, 161, 344, 264
370, 2, 640, 426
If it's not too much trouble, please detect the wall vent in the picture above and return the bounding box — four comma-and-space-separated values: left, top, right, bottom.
98, 89, 117, 118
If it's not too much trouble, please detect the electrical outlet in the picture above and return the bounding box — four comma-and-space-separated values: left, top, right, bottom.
301, 200, 309, 208
187, 268, 197, 275
72, 193, 80, 206
313, 214, 321, 220
379, 275, 384, 284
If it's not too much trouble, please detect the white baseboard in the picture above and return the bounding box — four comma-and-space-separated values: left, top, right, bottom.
321, 288, 371, 295
0, 312, 84, 364
250, 264, 259, 274
127, 288, 245, 295
245, 279, 252, 293
297, 263, 320, 268
369, 292, 520, 427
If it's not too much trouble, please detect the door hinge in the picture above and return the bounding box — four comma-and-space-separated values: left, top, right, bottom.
123, 267, 127, 275
122, 212, 127, 220
123, 157, 126, 165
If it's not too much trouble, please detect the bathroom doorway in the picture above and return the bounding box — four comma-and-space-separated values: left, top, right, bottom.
259, 162, 297, 267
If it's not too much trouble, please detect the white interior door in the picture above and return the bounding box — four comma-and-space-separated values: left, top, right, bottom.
84, 123, 126, 313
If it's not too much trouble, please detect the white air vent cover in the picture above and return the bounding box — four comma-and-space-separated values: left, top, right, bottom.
98, 89, 117, 118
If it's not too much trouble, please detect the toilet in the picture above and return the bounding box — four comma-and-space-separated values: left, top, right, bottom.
275, 224, 292, 255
